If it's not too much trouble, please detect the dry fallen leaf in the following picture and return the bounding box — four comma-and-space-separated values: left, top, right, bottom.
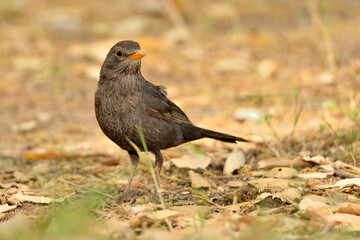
148, 209, 181, 220
0, 182, 29, 190
171, 154, 211, 170
335, 178, 360, 189
298, 195, 335, 220
0, 204, 17, 214
299, 195, 329, 210
297, 209, 328, 220
248, 178, 289, 192
223, 149, 246, 174
300, 152, 330, 165
257, 157, 312, 169
309, 184, 336, 190
131, 205, 153, 215
297, 172, 331, 179
9, 193, 53, 204
275, 187, 302, 203
335, 161, 360, 175
337, 203, 360, 216
257, 157, 290, 169
256, 192, 273, 201
327, 213, 360, 230
265, 167, 297, 179
256, 187, 301, 204
318, 164, 335, 173
248, 178, 304, 192
189, 170, 211, 188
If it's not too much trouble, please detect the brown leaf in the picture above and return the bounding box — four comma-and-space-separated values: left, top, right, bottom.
256, 187, 301, 204
275, 187, 302, 203
327, 213, 360, 230
0, 182, 29, 190
0, 204, 17, 214
131, 205, 153, 215
9, 193, 52, 204
258, 157, 290, 169
309, 184, 336, 190
335, 178, 360, 189
171, 154, 211, 170
147, 209, 181, 220
291, 156, 314, 167
335, 161, 360, 176
297, 209, 327, 220
188, 170, 211, 188
258, 157, 312, 169
337, 203, 360, 216
300, 152, 330, 165
265, 167, 297, 179
297, 172, 331, 179
299, 195, 329, 210
298, 196, 335, 220
248, 178, 304, 192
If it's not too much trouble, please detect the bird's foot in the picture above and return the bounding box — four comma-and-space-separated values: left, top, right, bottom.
114, 193, 126, 203
115, 188, 131, 203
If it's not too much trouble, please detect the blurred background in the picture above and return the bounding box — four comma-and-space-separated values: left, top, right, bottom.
1, 0, 359, 158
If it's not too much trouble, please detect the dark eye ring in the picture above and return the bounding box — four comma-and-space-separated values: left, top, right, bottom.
116, 49, 123, 57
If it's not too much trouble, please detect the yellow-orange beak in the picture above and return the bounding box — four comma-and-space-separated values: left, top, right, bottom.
124, 50, 146, 61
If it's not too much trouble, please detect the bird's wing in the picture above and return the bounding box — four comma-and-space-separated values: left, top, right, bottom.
144, 85, 192, 125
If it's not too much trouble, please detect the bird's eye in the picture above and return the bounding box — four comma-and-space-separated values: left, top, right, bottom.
116, 49, 123, 57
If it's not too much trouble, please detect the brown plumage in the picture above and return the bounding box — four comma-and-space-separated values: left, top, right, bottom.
95, 40, 248, 201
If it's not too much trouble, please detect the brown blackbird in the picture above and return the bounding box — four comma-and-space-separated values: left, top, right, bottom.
95, 40, 248, 201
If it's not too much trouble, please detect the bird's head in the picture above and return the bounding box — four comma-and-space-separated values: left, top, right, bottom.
101, 40, 146, 77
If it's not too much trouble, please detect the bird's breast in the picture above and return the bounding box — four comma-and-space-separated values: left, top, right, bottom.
95, 83, 145, 149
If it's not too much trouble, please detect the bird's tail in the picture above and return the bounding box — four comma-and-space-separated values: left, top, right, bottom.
198, 127, 249, 143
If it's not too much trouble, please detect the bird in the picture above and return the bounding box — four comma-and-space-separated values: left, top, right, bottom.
95, 40, 248, 202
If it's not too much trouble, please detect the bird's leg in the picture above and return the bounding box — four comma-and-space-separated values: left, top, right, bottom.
120, 151, 139, 203
153, 150, 163, 201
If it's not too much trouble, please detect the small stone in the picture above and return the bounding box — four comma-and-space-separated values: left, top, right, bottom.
234, 108, 262, 122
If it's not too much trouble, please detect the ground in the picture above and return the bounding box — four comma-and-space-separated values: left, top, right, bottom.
1, 0, 360, 239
